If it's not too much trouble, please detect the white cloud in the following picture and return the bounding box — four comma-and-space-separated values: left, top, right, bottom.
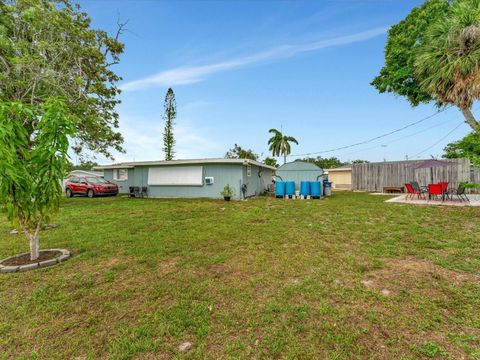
121, 27, 387, 91
104, 116, 224, 163
175, 123, 223, 159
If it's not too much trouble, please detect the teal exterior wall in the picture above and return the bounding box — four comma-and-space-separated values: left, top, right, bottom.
104, 163, 264, 199
276, 161, 324, 190
103, 168, 135, 194
241, 164, 274, 197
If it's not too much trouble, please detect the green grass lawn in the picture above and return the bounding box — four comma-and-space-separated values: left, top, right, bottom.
0, 192, 479, 359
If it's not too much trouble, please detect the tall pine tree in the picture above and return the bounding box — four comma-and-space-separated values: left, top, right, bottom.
163, 88, 176, 160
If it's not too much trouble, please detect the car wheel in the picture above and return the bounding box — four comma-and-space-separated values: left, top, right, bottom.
87, 189, 95, 198
66, 188, 73, 198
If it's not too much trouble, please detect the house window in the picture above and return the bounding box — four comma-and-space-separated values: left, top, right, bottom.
113, 169, 128, 181
247, 165, 252, 177
148, 166, 203, 186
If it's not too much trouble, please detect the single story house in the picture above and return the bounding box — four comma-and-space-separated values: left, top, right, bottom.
326, 165, 352, 190
94, 158, 276, 200
276, 161, 324, 190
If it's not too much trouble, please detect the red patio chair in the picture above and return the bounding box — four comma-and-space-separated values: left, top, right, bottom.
428, 183, 442, 200
404, 183, 415, 200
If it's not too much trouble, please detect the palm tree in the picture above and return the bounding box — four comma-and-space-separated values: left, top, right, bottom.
414, 0, 480, 132
268, 128, 299, 164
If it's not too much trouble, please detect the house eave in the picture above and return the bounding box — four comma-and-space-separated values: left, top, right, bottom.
94, 158, 276, 171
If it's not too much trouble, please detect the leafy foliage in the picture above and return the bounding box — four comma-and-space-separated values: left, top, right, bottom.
460, 181, 480, 189
415, 0, 480, 119
163, 88, 176, 161
225, 144, 258, 160
263, 157, 279, 168
372, 0, 480, 131
220, 184, 235, 197
267, 129, 299, 164
0, 98, 75, 259
371, 0, 449, 106
298, 156, 345, 169
67, 160, 100, 172
443, 132, 480, 165
0, 0, 125, 158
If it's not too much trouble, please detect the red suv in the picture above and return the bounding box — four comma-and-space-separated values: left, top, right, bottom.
65, 176, 118, 198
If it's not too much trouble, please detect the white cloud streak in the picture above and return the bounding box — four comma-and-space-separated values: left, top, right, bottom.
121, 27, 387, 91
107, 116, 223, 163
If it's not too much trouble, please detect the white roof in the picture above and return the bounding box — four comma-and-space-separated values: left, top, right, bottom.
67, 170, 104, 177
94, 158, 276, 171
326, 167, 352, 172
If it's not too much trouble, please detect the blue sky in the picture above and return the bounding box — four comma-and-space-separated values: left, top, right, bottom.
78, 0, 473, 165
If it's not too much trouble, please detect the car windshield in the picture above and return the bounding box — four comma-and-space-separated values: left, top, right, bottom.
86, 177, 107, 184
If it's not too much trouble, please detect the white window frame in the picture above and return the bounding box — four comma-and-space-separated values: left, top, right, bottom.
247, 165, 252, 177
113, 168, 128, 181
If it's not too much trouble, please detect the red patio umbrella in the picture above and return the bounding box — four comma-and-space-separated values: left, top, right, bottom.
413, 159, 451, 169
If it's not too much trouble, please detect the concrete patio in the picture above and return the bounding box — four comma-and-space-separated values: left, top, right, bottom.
385, 194, 480, 207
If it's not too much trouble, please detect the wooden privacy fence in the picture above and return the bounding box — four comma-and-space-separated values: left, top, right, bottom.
352, 159, 480, 192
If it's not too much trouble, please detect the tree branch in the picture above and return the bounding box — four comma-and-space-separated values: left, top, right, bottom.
461, 108, 480, 132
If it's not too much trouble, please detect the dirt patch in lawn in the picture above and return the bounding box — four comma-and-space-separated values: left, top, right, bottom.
362, 258, 480, 294
249, 219, 268, 224
1, 250, 62, 266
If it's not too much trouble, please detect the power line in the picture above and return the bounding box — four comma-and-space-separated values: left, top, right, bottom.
410, 122, 463, 158
288, 106, 452, 158
333, 118, 453, 158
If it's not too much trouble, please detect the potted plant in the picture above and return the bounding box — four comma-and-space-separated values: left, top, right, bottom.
221, 184, 235, 201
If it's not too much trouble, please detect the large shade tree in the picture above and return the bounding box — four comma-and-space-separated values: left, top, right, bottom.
0, 0, 125, 158
415, 0, 480, 132
268, 129, 298, 164
0, 0, 124, 260
372, 0, 480, 132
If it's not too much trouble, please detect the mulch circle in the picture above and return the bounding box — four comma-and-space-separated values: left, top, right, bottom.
0, 249, 70, 273
2, 250, 61, 266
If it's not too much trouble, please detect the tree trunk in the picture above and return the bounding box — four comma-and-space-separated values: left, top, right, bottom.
284, 154, 287, 164
28, 231, 40, 261
461, 108, 480, 132
20, 218, 42, 261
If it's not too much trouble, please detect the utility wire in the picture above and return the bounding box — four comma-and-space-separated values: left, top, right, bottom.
333, 118, 453, 158
410, 122, 463, 158
288, 105, 452, 158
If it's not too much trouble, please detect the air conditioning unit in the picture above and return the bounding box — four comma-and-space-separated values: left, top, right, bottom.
205, 177, 214, 185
